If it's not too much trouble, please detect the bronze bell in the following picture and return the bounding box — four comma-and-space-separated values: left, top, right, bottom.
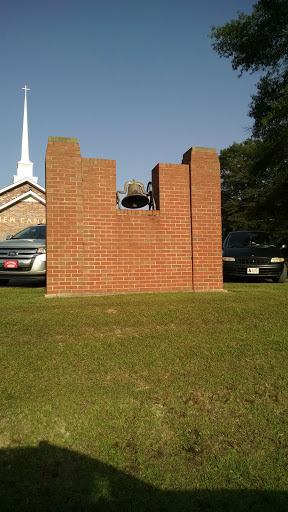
121, 180, 149, 209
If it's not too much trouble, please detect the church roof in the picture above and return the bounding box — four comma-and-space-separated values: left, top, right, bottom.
0, 188, 46, 213
0, 177, 45, 196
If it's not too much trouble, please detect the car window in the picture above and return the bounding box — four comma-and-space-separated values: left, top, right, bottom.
12, 226, 46, 240
226, 232, 276, 248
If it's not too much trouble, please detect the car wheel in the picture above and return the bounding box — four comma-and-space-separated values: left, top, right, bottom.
0, 279, 9, 286
272, 265, 287, 283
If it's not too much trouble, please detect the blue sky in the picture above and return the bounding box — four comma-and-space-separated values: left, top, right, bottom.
0, 0, 256, 191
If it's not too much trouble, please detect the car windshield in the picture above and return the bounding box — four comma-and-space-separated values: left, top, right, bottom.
226, 232, 277, 248
12, 225, 46, 240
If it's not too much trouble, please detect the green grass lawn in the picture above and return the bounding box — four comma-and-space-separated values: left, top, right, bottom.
1, 282, 287, 511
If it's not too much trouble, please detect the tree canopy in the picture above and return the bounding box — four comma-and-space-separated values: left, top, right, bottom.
211, 0, 288, 74
211, 0, 288, 243
220, 139, 288, 241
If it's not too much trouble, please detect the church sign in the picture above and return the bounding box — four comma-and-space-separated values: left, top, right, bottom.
0, 216, 45, 225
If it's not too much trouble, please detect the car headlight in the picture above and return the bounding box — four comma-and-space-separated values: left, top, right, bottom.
270, 257, 284, 263
37, 247, 46, 254
222, 257, 235, 262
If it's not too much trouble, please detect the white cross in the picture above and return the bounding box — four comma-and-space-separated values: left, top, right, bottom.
22, 85, 30, 93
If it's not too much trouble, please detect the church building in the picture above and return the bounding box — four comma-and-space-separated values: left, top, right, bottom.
0, 87, 46, 241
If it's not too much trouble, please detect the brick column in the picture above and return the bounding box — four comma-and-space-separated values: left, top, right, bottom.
81, 158, 116, 293
182, 147, 223, 291
45, 136, 83, 295
151, 162, 193, 290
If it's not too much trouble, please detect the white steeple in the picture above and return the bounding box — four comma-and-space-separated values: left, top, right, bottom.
13, 85, 38, 184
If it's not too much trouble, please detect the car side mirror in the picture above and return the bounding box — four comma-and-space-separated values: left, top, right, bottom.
6, 235, 13, 240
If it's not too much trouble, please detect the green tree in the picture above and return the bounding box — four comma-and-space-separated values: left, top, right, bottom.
220, 139, 288, 241
211, 0, 288, 242
211, 0, 288, 135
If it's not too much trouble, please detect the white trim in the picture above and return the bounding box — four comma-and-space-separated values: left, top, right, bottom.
0, 191, 46, 212
0, 178, 45, 195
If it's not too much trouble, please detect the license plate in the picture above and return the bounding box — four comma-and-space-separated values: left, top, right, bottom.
4, 260, 18, 268
247, 267, 259, 274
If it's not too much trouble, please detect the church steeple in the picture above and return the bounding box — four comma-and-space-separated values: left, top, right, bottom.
13, 85, 38, 184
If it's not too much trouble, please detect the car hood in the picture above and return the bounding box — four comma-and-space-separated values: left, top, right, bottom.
0, 239, 46, 248
223, 246, 283, 258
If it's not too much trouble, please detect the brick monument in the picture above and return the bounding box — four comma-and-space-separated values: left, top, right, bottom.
45, 137, 223, 296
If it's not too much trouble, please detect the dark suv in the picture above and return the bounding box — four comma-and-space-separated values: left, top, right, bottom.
222, 230, 287, 283
0, 224, 46, 285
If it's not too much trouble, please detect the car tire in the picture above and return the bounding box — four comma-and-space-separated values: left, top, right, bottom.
272, 265, 287, 283
0, 279, 9, 286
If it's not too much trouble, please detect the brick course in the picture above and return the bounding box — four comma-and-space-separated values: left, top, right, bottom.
46, 137, 223, 295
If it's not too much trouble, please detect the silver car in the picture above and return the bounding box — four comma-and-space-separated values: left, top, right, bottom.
0, 224, 46, 285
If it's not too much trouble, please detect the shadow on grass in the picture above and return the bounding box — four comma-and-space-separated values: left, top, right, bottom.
0, 442, 287, 511
1, 279, 46, 288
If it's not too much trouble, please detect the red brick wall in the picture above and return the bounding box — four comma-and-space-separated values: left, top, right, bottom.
46, 137, 222, 296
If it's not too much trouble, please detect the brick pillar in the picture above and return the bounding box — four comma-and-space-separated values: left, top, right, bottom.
182, 147, 223, 291
81, 158, 116, 293
45, 136, 83, 295
152, 162, 193, 290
